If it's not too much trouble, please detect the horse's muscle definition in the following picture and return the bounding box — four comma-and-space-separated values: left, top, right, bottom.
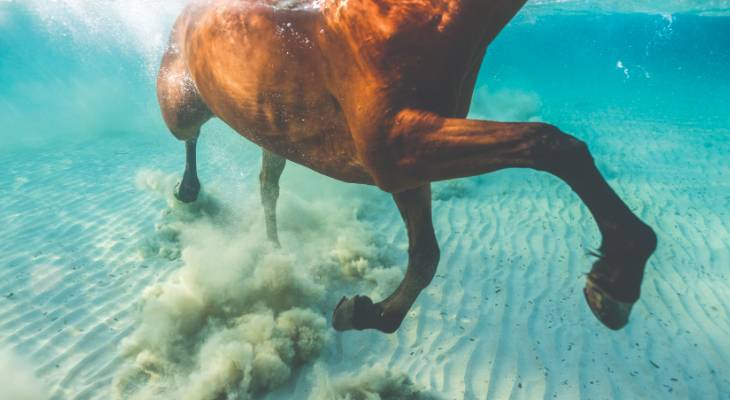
157, 0, 658, 334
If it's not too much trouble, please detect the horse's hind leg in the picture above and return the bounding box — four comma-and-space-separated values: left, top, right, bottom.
260, 149, 286, 245
157, 49, 211, 203
333, 184, 439, 333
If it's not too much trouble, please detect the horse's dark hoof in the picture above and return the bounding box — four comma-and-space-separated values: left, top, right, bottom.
332, 295, 403, 333
584, 222, 656, 330
332, 295, 384, 332
175, 180, 200, 203
332, 296, 355, 331
584, 276, 633, 330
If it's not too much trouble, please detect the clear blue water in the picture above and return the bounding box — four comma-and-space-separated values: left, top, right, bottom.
1, 2, 729, 399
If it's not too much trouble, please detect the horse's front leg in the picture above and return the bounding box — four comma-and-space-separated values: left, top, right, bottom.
345, 109, 656, 330
333, 184, 439, 333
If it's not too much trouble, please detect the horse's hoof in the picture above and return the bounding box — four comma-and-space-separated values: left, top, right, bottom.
175, 181, 200, 203
584, 277, 634, 330
332, 295, 378, 331
332, 296, 355, 331
583, 222, 656, 330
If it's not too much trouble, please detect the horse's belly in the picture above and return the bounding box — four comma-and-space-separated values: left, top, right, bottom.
209, 84, 370, 184
184, 3, 372, 184
228, 102, 371, 184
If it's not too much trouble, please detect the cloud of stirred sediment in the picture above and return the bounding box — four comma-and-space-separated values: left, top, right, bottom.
114, 170, 437, 399
0, 348, 48, 400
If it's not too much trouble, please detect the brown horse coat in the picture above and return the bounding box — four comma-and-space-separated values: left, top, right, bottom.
158, 0, 657, 333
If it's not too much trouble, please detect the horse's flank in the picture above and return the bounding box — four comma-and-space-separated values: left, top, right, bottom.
160, 0, 524, 185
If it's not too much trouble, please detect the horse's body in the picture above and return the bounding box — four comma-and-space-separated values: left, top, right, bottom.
159, 0, 514, 185
158, 0, 657, 333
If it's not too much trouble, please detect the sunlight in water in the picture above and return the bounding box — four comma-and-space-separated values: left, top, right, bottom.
0, 0, 728, 399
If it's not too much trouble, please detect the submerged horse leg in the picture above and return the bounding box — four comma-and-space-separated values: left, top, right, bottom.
260, 149, 286, 246
348, 110, 656, 330
333, 184, 439, 333
157, 80, 210, 203
176, 138, 201, 203
157, 42, 211, 203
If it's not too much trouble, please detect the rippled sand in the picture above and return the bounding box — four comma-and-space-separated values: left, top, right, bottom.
2, 2, 729, 398
1, 107, 728, 399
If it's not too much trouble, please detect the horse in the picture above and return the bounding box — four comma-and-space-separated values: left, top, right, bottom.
157, 0, 657, 334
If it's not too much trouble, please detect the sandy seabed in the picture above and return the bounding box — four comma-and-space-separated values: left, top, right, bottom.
1, 110, 729, 399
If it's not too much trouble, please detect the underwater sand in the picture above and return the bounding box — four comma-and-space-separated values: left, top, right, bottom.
2, 118, 729, 399
1, 2, 730, 399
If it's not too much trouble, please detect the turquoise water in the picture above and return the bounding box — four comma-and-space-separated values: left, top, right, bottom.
1, 2, 729, 399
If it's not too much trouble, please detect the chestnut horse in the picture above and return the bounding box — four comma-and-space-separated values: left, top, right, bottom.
157, 0, 657, 333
